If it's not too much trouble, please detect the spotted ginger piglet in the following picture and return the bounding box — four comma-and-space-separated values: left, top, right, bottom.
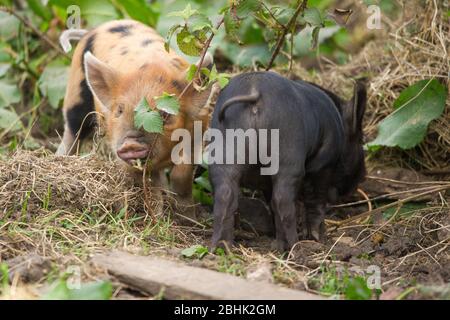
57, 20, 214, 219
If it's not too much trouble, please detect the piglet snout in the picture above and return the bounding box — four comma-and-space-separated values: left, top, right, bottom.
117, 139, 149, 163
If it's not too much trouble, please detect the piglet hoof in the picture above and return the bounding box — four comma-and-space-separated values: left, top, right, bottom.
310, 222, 327, 243
270, 239, 289, 253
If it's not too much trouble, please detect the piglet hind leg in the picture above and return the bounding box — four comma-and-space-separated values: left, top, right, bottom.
270, 170, 303, 252
303, 170, 333, 242
56, 125, 78, 155
210, 165, 243, 250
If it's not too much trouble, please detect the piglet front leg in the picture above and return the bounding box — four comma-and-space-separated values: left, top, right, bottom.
170, 163, 197, 222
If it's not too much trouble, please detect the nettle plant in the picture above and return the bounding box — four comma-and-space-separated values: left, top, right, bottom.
134, 0, 335, 134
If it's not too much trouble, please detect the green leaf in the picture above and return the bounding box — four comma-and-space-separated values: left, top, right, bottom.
66, 281, 113, 300
43, 279, 112, 300
193, 170, 213, 206
0, 12, 19, 41
0, 263, 8, 290
224, 12, 239, 35
165, 24, 182, 53
182, 245, 209, 259
135, 97, 150, 114
367, 79, 447, 150
118, 0, 160, 27
238, 18, 265, 44
177, 28, 205, 56
0, 80, 20, 108
155, 92, 180, 115
0, 63, 10, 78
0, 109, 21, 131
134, 98, 164, 134
193, 187, 213, 206
50, 0, 121, 27
188, 13, 212, 32
220, 42, 271, 67
186, 64, 198, 82
194, 174, 212, 192
236, 0, 260, 18
383, 202, 427, 220
81, 0, 121, 26
142, 111, 163, 134
218, 75, 230, 89
38, 60, 69, 109
344, 277, 372, 300
303, 8, 323, 26
167, 3, 198, 21
135, 98, 155, 132
52, 0, 122, 27
28, 0, 52, 21
275, 7, 297, 25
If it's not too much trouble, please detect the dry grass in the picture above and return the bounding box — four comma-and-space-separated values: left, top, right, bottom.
290, 0, 449, 170
0, 150, 143, 217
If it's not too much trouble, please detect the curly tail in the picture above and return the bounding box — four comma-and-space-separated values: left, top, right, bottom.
218, 88, 260, 122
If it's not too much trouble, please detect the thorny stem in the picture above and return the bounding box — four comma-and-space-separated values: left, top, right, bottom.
0, 6, 69, 58
259, 1, 287, 31
266, 0, 308, 71
178, 16, 225, 99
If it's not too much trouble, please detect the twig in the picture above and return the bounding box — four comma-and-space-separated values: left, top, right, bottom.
366, 175, 450, 185
265, 0, 308, 71
179, 16, 225, 99
327, 184, 450, 227
0, 6, 69, 58
319, 232, 345, 266
392, 238, 449, 272
330, 184, 448, 209
355, 203, 403, 245
142, 162, 156, 225
259, 2, 287, 31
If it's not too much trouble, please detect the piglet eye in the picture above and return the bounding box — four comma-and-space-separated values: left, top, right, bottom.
116, 104, 124, 117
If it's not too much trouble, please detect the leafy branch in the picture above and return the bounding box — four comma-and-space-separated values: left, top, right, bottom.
0, 6, 69, 58
265, 0, 308, 71
179, 16, 225, 99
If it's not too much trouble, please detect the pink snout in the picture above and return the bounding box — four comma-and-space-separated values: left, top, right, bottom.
117, 141, 149, 164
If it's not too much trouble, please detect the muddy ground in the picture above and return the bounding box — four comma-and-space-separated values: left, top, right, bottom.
0, 151, 448, 300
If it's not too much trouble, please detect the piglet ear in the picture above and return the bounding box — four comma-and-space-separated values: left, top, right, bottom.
84, 51, 119, 113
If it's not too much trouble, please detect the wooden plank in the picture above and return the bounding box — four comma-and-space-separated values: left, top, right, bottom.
92, 251, 323, 300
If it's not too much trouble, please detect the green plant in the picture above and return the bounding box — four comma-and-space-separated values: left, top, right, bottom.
0, 263, 9, 295
193, 166, 213, 206
43, 275, 112, 300
368, 79, 447, 150
215, 248, 246, 277
312, 265, 374, 300
181, 244, 209, 259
